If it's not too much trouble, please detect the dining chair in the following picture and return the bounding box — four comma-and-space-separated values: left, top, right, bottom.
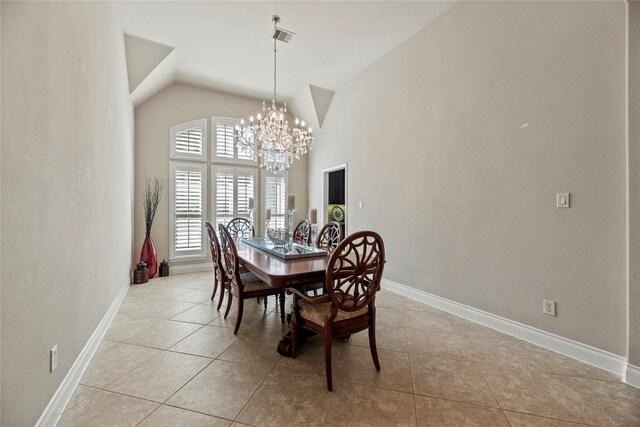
293, 219, 312, 245
226, 216, 264, 304
204, 221, 230, 311
226, 217, 255, 238
218, 224, 284, 334
316, 221, 343, 250
290, 231, 386, 391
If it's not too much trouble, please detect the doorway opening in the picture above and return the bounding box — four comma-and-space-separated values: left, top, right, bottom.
322, 163, 347, 237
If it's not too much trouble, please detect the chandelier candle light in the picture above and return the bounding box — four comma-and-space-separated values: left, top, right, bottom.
234, 15, 314, 171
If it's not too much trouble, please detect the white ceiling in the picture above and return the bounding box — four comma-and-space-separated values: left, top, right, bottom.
118, 1, 456, 119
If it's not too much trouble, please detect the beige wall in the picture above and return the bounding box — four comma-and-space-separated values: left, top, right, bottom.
134, 83, 308, 269
1, 2, 134, 426
309, 1, 627, 355
629, 0, 640, 367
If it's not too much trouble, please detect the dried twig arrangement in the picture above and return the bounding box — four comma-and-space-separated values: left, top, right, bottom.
144, 177, 163, 234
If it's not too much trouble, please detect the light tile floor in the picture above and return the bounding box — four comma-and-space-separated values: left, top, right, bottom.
59, 272, 640, 426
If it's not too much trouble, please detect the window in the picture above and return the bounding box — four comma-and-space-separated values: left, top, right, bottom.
263, 170, 288, 230
212, 166, 257, 227
170, 119, 207, 161
169, 162, 206, 259
212, 117, 256, 164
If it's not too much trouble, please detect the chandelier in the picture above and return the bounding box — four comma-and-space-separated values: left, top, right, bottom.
234, 15, 314, 171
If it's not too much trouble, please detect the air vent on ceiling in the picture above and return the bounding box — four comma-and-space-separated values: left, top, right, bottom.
273, 27, 294, 43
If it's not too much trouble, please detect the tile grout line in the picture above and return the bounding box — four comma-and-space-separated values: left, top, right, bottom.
551, 375, 605, 427
232, 352, 283, 423
454, 319, 504, 412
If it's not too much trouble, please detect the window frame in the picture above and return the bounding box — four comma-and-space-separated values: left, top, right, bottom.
169, 118, 208, 161
169, 161, 207, 261
211, 117, 257, 166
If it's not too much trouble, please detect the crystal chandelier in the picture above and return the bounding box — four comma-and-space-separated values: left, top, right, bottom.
234, 16, 314, 172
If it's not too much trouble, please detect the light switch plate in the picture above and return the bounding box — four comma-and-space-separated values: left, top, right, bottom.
556, 193, 570, 208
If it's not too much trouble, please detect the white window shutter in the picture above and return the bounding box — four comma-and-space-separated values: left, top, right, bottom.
212, 117, 257, 165
212, 166, 257, 227
263, 170, 288, 230
170, 162, 206, 259
170, 119, 207, 161
214, 120, 235, 161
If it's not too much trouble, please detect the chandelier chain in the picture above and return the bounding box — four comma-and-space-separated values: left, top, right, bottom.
234, 15, 314, 172
273, 26, 277, 101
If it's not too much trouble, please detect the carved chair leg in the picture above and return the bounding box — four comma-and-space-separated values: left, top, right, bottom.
217, 283, 225, 311
211, 276, 218, 301
234, 298, 244, 335
224, 291, 233, 319
368, 322, 381, 371
324, 330, 333, 391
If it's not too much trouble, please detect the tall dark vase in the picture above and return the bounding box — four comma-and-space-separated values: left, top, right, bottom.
140, 232, 158, 278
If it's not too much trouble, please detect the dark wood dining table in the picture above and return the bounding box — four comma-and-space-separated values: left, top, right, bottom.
235, 238, 329, 356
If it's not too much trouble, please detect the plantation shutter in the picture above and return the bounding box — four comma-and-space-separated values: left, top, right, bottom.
263, 171, 288, 230
213, 168, 235, 226
170, 119, 207, 161
170, 163, 206, 259
236, 170, 255, 219
212, 118, 257, 164
214, 121, 235, 161
212, 167, 257, 227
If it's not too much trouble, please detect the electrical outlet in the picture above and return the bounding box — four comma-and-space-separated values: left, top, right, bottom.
556, 193, 570, 208
543, 299, 556, 316
50, 345, 58, 372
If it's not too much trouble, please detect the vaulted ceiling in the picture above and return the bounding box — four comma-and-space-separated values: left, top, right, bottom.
119, 1, 456, 128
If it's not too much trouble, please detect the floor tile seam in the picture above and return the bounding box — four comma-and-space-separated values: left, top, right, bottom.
126, 290, 196, 302
233, 353, 283, 423
339, 379, 420, 399
346, 337, 409, 356
551, 374, 606, 427
322, 380, 340, 427
457, 330, 502, 411
87, 354, 215, 404
549, 371, 623, 384
350, 341, 410, 354
168, 317, 222, 326
157, 357, 217, 407
79, 347, 167, 390
408, 349, 485, 365
405, 323, 419, 427
95, 337, 196, 353
60, 385, 102, 414
501, 409, 600, 427
503, 339, 553, 374
70, 385, 165, 406
410, 389, 501, 410
133, 403, 163, 427
402, 323, 459, 335
151, 402, 239, 425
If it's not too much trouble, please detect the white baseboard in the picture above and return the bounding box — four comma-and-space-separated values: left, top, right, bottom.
624, 363, 640, 388
381, 278, 631, 383
36, 276, 130, 427
170, 262, 212, 274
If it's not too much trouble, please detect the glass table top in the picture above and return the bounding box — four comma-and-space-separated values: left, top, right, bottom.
241, 237, 328, 260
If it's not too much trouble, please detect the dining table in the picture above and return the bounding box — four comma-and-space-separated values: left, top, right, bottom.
235, 237, 329, 356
